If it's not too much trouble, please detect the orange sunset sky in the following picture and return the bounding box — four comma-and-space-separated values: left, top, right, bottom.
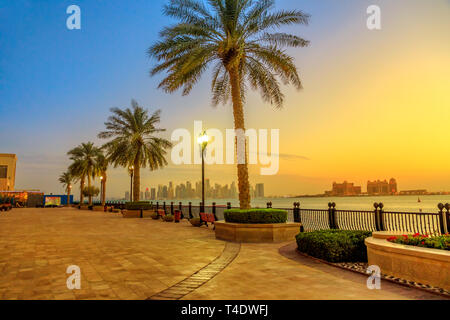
2, 0, 449, 197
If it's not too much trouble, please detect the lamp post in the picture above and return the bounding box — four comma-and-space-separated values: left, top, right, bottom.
68, 184, 72, 206
128, 165, 134, 202
197, 131, 209, 212
100, 176, 104, 205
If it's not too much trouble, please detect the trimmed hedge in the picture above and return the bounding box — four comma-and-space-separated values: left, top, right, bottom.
125, 201, 153, 210
224, 209, 287, 224
296, 230, 372, 263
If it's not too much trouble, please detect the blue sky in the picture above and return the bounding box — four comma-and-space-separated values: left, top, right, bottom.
1, 0, 449, 197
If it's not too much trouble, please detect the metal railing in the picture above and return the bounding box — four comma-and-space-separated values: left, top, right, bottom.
102, 200, 450, 236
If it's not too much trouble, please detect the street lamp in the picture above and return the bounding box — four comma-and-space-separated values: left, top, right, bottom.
197, 131, 209, 212
100, 176, 104, 205
128, 165, 134, 202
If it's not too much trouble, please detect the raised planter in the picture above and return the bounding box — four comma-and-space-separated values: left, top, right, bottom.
122, 209, 155, 219
92, 206, 104, 212
80, 205, 89, 210
215, 221, 301, 243
366, 232, 450, 290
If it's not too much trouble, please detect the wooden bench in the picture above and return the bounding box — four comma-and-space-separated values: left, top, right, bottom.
157, 209, 166, 219
199, 212, 216, 229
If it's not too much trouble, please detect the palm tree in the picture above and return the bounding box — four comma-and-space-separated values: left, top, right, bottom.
96, 152, 109, 207
58, 171, 73, 206
98, 100, 172, 202
67, 142, 103, 206
148, 0, 309, 209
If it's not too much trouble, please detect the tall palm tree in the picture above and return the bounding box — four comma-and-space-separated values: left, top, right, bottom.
98, 100, 172, 202
67, 142, 102, 206
96, 152, 109, 207
149, 0, 309, 209
58, 171, 73, 206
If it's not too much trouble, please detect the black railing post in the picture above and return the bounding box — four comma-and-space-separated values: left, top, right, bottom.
212, 202, 218, 221
438, 203, 446, 235
293, 202, 301, 223
170, 202, 174, 215
267, 202, 272, 209
328, 202, 337, 229
156, 202, 159, 210
227, 202, 231, 210
163, 201, 166, 214
445, 203, 450, 234
188, 202, 193, 219
378, 202, 385, 231
200, 202, 204, 213
374, 203, 381, 231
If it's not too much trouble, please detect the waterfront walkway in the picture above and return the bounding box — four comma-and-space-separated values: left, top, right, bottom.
0, 208, 445, 300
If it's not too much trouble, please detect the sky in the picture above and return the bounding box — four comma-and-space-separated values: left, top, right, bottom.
0, 0, 449, 198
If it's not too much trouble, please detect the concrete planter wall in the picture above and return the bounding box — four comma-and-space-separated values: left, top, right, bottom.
215, 221, 301, 243
92, 206, 104, 212
366, 232, 450, 290
80, 205, 90, 210
122, 209, 155, 219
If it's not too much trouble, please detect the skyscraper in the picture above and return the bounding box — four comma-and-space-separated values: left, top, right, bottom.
255, 183, 265, 198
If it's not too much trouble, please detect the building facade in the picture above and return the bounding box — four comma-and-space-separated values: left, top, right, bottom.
326, 181, 362, 196
0, 154, 17, 191
255, 183, 265, 198
367, 178, 398, 195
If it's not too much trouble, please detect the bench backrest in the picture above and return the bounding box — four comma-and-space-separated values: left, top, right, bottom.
200, 212, 215, 223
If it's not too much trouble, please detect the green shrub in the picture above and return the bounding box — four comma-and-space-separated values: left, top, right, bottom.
388, 233, 450, 251
164, 215, 174, 222
296, 230, 372, 263
224, 209, 287, 224
125, 201, 153, 210
150, 212, 159, 220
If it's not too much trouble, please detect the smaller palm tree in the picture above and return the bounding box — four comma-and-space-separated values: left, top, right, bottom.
99, 100, 172, 201
67, 142, 103, 206
58, 172, 73, 206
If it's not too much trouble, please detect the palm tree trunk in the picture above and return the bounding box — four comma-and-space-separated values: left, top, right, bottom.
102, 172, 107, 206
133, 155, 140, 202
88, 175, 92, 206
67, 187, 71, 207
228, 66, 251, 209
80, 177, 85, 204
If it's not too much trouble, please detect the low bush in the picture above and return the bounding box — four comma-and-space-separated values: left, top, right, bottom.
388, 233, 450, 251
189, 218, 202, 227
224, 209, 287, 224
125, 202, 153, 210
164, 215, 174, 222
150, 212, 159, 220
296, 230, 372, 263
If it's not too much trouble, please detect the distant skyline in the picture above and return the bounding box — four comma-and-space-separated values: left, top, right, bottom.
1, 0, 449, 197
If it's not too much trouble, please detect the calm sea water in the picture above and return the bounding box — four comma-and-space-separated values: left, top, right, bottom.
181, 195, 450, 213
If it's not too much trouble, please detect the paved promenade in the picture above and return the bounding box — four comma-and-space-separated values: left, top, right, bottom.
0, 208, 445, 300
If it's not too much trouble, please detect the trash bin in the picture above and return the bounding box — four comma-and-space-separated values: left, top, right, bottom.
174, 210, 181, 223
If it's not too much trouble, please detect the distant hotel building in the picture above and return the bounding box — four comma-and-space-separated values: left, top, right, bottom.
326, 181, 362, 196
0, 154, 17, 191
367, 178, 398, 195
